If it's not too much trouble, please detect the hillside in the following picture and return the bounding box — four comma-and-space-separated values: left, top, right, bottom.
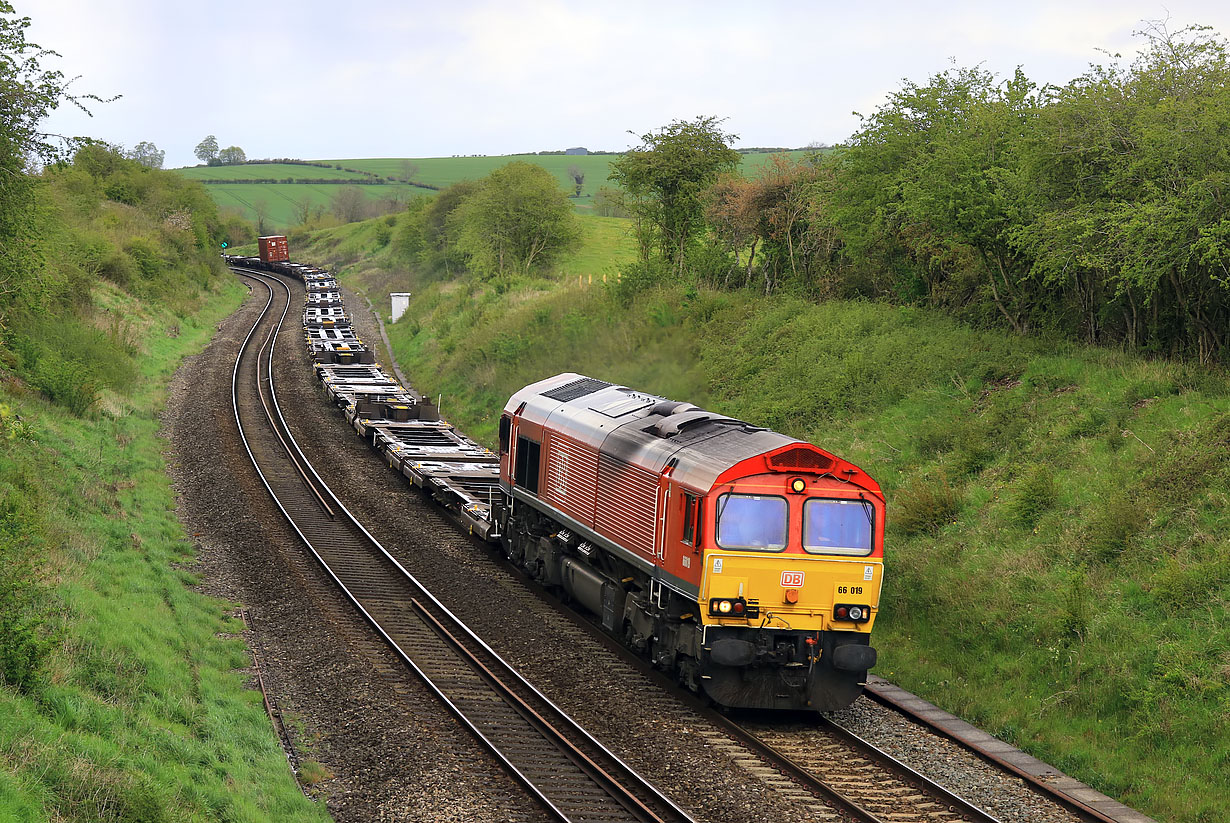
0, 149, 327, 821
287, 213, 1229, 823
176, 163, 378, 182
175, 150, 811, 229
329, 150, 809, 192
173, 159, 424, 231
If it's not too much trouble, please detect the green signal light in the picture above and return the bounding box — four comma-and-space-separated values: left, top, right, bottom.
221, 241, 229, 248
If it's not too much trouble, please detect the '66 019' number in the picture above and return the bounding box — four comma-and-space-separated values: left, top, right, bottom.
836, 585, 864, 595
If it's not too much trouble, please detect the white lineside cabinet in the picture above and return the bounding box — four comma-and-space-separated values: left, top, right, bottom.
390, 292, 411, 323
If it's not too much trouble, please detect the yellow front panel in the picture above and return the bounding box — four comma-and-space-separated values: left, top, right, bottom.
701, 552, 884, 632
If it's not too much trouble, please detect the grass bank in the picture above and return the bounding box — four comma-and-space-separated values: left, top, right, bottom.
0, 281, 329, 821
0, 150, 329, 821
300, 212, 1227, 823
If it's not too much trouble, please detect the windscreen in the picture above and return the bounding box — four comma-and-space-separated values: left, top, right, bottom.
716, 494, 787, 551
803, 498, 874, 556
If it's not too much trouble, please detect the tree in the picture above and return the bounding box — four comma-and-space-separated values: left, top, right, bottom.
592, 186, 629, 218
194, 134, 218, 164
1, 1, 110, 316
395, 181, 482, 276
1014, 22, 1230, 359
567, 163, 585, 197
218, 145, 245, 165
293, 195, 325, 226
704, 174, 759, 286
832, 65, 1043, 329
251, 198, 269, 236
399, 159, 419, 183
330, 185, 367, 223
453, 161, 579, 277
126, 140, 164, 169
704, 156, 825, 293
608, 116, 741, 273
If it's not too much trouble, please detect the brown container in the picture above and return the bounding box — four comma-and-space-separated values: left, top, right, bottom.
258, 235, 290, 263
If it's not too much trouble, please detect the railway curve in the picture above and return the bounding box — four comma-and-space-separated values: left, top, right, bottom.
231, 267, 695, 823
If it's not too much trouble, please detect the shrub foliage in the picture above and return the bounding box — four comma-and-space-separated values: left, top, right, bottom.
605, 25, 1230, 364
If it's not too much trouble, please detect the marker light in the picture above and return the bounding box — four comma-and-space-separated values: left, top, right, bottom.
718, 600, 732, 614
833, 603, 872, 623
791, 478, 806, 493
784, 588, 800, 604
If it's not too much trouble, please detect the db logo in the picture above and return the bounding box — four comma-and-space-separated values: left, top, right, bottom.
780, 571, 805, 588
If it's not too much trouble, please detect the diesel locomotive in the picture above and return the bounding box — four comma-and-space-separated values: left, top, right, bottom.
497, 373, 884, 712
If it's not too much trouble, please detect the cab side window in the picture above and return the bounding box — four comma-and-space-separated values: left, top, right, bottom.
498, 415, 511, 454
682, 493, 697, 544
695, 497, 703, 547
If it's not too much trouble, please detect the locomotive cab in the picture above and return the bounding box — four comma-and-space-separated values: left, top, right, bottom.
693, 452, 884, 710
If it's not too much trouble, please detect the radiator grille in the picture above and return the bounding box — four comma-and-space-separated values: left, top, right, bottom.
594, 455, 658, 558
543, 433, 598, 524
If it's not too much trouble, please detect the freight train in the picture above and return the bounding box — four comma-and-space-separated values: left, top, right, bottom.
227, 249, 885, 712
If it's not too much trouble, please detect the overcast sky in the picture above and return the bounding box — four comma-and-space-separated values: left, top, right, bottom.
25, 0, 1230, 169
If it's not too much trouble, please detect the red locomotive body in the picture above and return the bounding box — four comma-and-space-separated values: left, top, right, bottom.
497, 373, 885, 711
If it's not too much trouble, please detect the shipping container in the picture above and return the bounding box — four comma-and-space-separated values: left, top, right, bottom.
258, 235, 290, 263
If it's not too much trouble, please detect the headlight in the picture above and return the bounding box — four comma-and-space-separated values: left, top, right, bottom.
708, 598, 757, 618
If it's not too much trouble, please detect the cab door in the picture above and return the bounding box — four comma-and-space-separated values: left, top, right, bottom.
658, 479, 703, 590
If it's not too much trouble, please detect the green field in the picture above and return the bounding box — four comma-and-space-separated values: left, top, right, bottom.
333, 154, 617, 213
561, 214, 639, 278
175, 162, 378, 182
331, 151, 810, 188
203, 181, 423, 229
175, 150, 812, 229
331, 151, 811, 213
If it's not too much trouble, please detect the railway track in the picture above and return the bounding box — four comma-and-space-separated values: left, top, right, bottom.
496, 558, 1010, 823
231, 268, 695, 823
724, 716, 1002, 823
